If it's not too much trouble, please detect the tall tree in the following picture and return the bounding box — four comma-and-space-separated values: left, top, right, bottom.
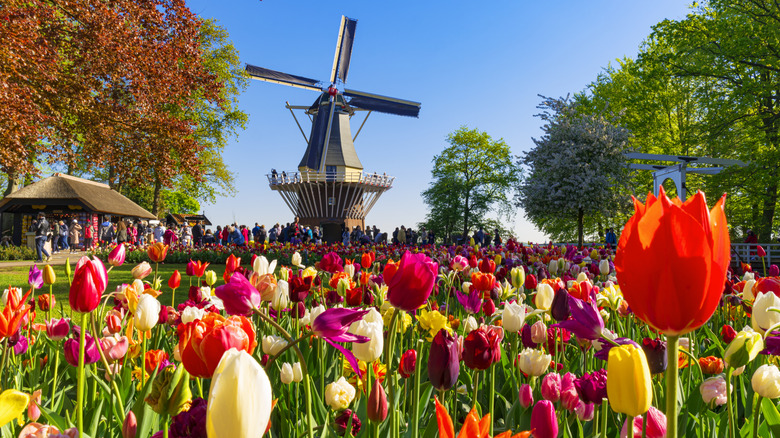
422, 127, 520, 240
517, 96, 633, 247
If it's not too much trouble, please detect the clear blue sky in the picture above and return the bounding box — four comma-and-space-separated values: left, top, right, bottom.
187, 0, 692, 241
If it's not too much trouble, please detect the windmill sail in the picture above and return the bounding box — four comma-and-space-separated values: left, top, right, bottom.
246, 64, 322, 91
330, 16, 358, 84
344, 89, 421, 118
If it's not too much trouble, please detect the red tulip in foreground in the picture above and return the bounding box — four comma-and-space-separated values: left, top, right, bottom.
386, 251, 438, 312
69, 257, 107, 313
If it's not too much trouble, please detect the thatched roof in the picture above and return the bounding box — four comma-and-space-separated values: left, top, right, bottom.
166, 213, 212, 226
0, 173, 156, 219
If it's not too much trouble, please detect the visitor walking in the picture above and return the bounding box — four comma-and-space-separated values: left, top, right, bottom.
58, 220, 70, 252
34, 213, 50, 262
84, 222, 94, 251
69, 219, 82, 253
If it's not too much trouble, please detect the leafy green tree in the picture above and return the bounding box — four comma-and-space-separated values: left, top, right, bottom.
517, 96, 633, 247
421, 127, 520, 241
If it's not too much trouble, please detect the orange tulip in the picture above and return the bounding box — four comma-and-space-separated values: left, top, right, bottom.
470, 272, 495, 292
0, 289, 31, 338
144, 349, 169, 374
615, 187, 730, 335
223, 254, 241, 282
383, 259, 399, 284
699, 356, 725, 374
177, 312, 256, 378
434, 396, 530, 438
361, 252, 375, 269
147, 243, 169, 263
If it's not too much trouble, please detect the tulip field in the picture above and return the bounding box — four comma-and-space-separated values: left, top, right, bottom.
1, 190, 780, 438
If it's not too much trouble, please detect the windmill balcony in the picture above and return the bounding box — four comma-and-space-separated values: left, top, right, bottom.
267, 170, 394, 188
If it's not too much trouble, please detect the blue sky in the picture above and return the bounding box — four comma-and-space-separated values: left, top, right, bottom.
188, 0, 692, 241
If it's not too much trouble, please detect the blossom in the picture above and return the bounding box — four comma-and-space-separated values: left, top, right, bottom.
214, 272, 261, 316
386, 251, 438, 311
177, 313, 257, 378
325, 377, 356, 410
700, 375, 728, 406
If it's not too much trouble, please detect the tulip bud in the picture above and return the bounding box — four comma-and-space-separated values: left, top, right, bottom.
131, 262, 152, 280
37, 294, 55, 312
502, 301, 526, 333
550, 288, 570, 322
280, 362, 294, 384
700, 375, 728, 406
531, 321, 547, 344
272, 280, 290, 311
757, 245, 767, 257
752, 364, 780, 399
598, 259, 610, 276
46, 318, 70, 341
575, 401, 595, 421
108, 244, 126, 267
607, 344, 652, 417
122, 410, 137, 438
344, 263, 355, 279
510, 267, 525, 289
262, 335, 288, 356
428, 329, 460, 390
530, 400, 558, 438
325, 376, 356, 411
292, 362, 303, 383
541, 372, 561, 402
535, 283, 554, 311
204, 270, 217, 286
481, 298, 496, 317
548, 259, 559, 276
134, 294, 161, 332
519, 383, 534, 408
640, 338, 667, 375
42, 265, 56, 285
462, 316, 478, 334
399, 349, 417, 378
461, 282, 471, 294
367, 379, 388, 422
769, 264, 780, 277
724, 329, 764, 368
524, 274, 537, 290
168, 270, 181, 289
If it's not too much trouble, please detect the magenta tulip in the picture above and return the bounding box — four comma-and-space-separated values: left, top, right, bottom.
519, 384, 534, 408
541, 372, 562, 402
108, 244, 126, 267
28, 264, 43, 290
64, 328, 100, 366
214, 272, 261, 316
530, 400, 558, 438
46, 318, 70, 341
386, 251, 438, 312
312, 308, 369, 377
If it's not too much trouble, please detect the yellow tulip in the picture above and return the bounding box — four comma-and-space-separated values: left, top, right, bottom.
724, 329, 764, 369
42, 265, 56, 285
607, 344, 652, 417
0, 389, 29, 427
207, 348, 273, 438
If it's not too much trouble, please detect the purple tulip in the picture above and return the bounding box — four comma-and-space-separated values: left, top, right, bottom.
521, 323, 538, 348
456, 290, 482, 314
9, 331, 28, 355
334, 409, 361, 437
593, 337, 639, 361
64, 328, 100, 367
530, 400, 558, 438
312, 308, 369, 377
760, 334, 780, 356
46, 318, 70, 341
550, 288, 570, 321
28, 264, 43, 290
553, 296, 604, 341
214, 272, 261, 316
769, 265, 780, 277
642, 337, 668, 374
428, 329, 459, 391
575, 369, 608, 404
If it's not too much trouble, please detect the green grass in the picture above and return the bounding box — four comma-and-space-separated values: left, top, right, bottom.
0, 262, 201, 321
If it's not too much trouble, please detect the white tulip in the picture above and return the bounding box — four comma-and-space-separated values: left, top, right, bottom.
325, 377, 355, 410
462, 316, 479, 334
272, 280, 290, 311
752, 291, 780, 333
752, 364, 780, 399
280, 362, 294, 384
349, 308, 384, 362
535, 283, 554, 311
181, 306, 206, 324
576, 272, 589, 283
207, 348, 273, 438
253, 255, 277, 277
461, 282, 472, 294
548, 259, 558, 276
743, 279, 757, 301
517, 348, 551, 377
501, 301, 526, 333
599, 259, 610, 276
344, 263, 355, 278
292, 362, 303, 383
262, 335, 288, 356
291, 252, 304, 268
134, 294, 161, 332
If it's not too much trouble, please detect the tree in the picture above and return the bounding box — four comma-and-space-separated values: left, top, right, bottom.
517, 96, 633, 247
422, 127, 520, 241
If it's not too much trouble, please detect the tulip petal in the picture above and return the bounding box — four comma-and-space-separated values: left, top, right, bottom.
435, 397, 455, 438
0, 389, 29, 427
325, 338, 363, 378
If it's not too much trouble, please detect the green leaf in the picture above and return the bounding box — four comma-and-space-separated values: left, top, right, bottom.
762, 397, 780, 436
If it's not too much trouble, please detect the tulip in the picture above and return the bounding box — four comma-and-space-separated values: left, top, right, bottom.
312, 308, 370, 376
42, 264, 56, 285
100, 335, 129, 362
207, 349, 273, 438
550, 287, 571, 321
10, 333, 27, 355
548, 258, 559, 276
146, 364, 192, 416
769, 264, 780, 277
344, 263, 355, 278
399, 349, 417, 378
640, 338, 667, 375
501, 301, 526, 333
456, 290, 483, 314
700, 375, 728, 406
204, 270, 217, 286
0, 389, 29, 428
510, 266, 526, 289
134, 294, 161, 332
462, 315, 478, 334
46, 318, 70, 341
122, 411, 137, 438
168, 270, 181, 290
699, 356, 725, 374
541, 372, 562, 402
69, 257, 107, 313
28, 264, 43, 289
334, 409, 361, 436
348, 308, 384, 363
386, 251, 438, 312
262, 335, 288, 356
531, 321, 547, 344
178, 313, 257, 378
530, 400, 558, 438
108, 244, 126, 267
721, 325, 737, 344
752, 291, 780, 334
271, 280, 290, 311
554, 295, 605, 341
215, 272, 261, 316
724, 328, 764, 368
575, 369, 608, 404
280, 362, 294, 384
757, 245, 767, 257
452, 255, 469, 271
599, 259, 610, 276
575, 401, 595, 421
325, 376, 356, 410
188, 260, 209, 278
428, 329, 460, 390
518, 348, 551, 377
614, 188, 730, 336
535, 283, 554, 310
751, 364, 780, 399
147, 242, 169, 263
607, 344, 652, 417
132, 262, 153, 280
482, 298, 496, 316
37, 294, 55, 312
0, 289, 30, 339
181, 306, 206, 324
64, 330, 100, 366
367, 379, 388, 422
320, 252, 344, 273
620, 406, 667, 438
462, 326, 502, 370
519, 383, 534, 408
743, 279, 757, 301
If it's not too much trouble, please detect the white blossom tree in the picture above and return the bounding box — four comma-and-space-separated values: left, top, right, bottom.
517, 96, 633, 246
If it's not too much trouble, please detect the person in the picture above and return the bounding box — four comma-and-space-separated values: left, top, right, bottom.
252, 223, 261, 241
493, 228, 502, 247
100, 219, 114, 248
50, 220, 60, 254
84, 221, 94, 251
181, 223, 192, 246
268, 224, 278, 243
116, 220, 128, 244
34, 213, 50, 262
605, 228, 617, 247
240, 225, 249, 244
57, 220, 69, 252
341, 225, 350, 246
257, 225, 267, 244
192, 221, 202, 247
313, 226, 322, 244
164, 225, 178, 246
203, 229, 216, 245
397, 226, 407, 246
69, 219, 82, 253
229, 226, 245, 246
136, 221, 146, 247
475, 227, 485, 246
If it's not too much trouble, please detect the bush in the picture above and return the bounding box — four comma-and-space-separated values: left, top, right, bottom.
0, 245, 37, 261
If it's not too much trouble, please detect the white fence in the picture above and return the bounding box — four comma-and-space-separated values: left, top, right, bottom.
730, 243, 780, 268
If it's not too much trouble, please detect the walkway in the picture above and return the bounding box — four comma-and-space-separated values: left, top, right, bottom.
0, 250, 88, 268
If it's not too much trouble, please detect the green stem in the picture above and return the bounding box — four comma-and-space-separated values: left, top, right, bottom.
90, 313, 126, 417
254, 309, 314, 438
665, 335, 679, 438
171, 287, 176, 308
642, 410, 648, 438
753, 396, 763, 438
472, 371, 480, 414
0, 340, 8, 390
600, 398, 608, 438
50, 346, 59, 404
384, 309, 400, 438
489, 362, 496, 437
163, 414, 169, 438
411, 340, 423, 438
726, 367, 735, 438
141, 335, 147, 389
77, 312, 87, 435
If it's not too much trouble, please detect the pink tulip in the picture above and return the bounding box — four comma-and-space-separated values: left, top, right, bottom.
46, 318, 70, 341
100, 336, 129, 362
108, 244, 126, 267
541, 372, 562, 402
519, 383, 534, 408
70, 257, 107, 313
27, 389, 41, 421
620, 406, 667, 438
531, 400, 558, 438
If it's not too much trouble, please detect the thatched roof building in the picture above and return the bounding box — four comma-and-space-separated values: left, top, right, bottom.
166, 213, 212, 227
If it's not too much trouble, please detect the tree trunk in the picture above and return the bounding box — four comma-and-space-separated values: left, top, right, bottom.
3, 173, 20, 196
759, 166, 778, 243
463, 192, 470, 238
577, 207, 584, 248
152, 175, 162, 217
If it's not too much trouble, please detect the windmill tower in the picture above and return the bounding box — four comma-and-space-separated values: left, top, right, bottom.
246, 16, 420, 243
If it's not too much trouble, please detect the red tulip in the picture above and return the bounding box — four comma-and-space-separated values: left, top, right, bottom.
721, 324, 737, 344
147, 242, 169, 263
757, 245, 767, 258
386, 251, 438, 312
108, 244, 126, 267
168, 270, 181, 289
177, 313, 256, 378
399, 349, 417, 378
479, 257, 496, 274
188, 260, 209, 278
524, 274, 538, 290
224, 254, 241, 282
462, 326, 503, 370
361, 252, 375, 270
366, 379, 388, 422
69, 257, 107, 313
614, 188, 730, 335
382, 259, 399, 284
37, 294, 55, 312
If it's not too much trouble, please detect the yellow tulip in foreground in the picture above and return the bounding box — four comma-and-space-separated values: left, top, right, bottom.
0, 389, 29, 427
607, 344, 652, 417
206, 348, 273, 438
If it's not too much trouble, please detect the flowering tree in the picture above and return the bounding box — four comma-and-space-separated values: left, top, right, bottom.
517, 96, 632, 246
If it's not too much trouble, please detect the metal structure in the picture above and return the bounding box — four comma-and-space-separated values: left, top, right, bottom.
626, 152, 746, 199
246, 16, 420, 242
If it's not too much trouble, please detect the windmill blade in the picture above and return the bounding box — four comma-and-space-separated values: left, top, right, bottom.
245, 64, 323, 91
344, 89, 421, 118
330, 16, 358, 84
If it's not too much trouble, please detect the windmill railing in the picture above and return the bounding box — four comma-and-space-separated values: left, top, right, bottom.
266, 171, 395, 188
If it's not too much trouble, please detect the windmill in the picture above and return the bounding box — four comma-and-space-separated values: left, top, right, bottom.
246, 16, 420, 243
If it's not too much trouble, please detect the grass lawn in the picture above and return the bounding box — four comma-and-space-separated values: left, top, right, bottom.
0, 262, 202, 321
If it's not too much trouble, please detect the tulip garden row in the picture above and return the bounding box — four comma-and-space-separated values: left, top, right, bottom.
1, 189, 780, 437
